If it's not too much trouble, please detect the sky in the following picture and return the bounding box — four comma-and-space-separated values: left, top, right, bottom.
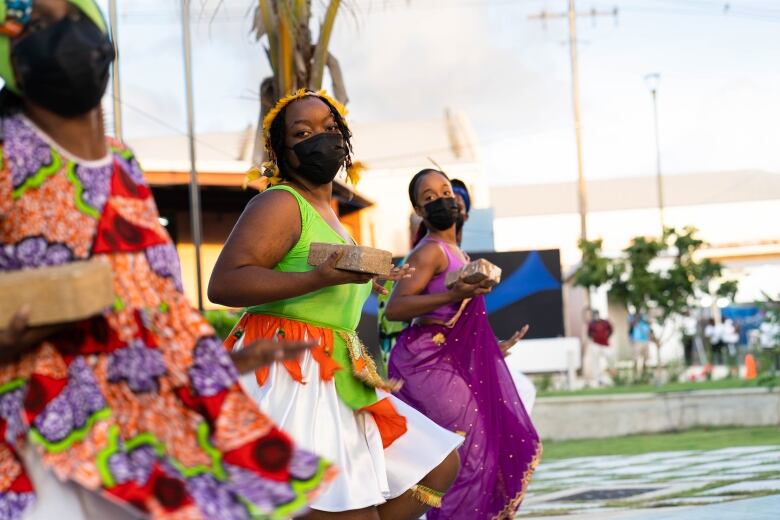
87, 0, 780, 187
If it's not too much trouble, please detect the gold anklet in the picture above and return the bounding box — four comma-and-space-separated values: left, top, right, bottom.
411, 484, 444, 508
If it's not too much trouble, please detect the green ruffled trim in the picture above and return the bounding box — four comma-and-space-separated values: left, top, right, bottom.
11, 148, 63, 200
0, 378, 25, 395
29, 407, 112, 453
96, 422, 226, 488
64, 161, 101, 219
242, 458, 332, 520
331, 333, 381, 411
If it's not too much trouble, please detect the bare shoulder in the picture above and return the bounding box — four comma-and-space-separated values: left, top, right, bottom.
226, 188, 302, 249
407, 240, 447, 268
242, 188, 300, 220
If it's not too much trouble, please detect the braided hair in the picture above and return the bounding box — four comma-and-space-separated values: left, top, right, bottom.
266, 94, 354, 181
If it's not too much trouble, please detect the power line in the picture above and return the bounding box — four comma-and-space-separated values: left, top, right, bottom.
528, 2, 619, 245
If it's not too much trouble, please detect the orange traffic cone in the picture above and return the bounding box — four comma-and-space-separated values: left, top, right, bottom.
744, 353, 758, 380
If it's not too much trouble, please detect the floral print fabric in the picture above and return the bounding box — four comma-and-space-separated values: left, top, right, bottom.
0, 114, 332, 519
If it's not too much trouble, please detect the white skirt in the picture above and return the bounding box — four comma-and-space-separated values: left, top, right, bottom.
510, 368, 537, 414
239, 350, 464, 512
19, 443, 143, 520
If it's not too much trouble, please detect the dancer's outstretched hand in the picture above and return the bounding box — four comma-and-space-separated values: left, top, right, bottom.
386, 263, 415, 281
372, 264, 415, 295
499, 325, 530, 357
230, 338, 316, 374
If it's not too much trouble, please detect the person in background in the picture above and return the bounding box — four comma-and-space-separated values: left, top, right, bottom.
0, 1, 333, 518
630, 314, 651, 375
704, 318, 725, 365
385, 169, 540, 520
681, 311, 699, 366
722, 318, 740, 375
377, 177, 532, 409
584, 310, 614, 387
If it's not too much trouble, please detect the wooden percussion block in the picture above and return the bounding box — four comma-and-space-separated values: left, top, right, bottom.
445, 258, 502, 289
0, 259, 115, 327
308, 243, 393, 277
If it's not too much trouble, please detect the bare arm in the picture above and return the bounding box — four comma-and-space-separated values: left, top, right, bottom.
385, 242, 491, 322
208, 190, 371, 308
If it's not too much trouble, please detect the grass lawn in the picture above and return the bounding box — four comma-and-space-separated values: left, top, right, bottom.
542, 426, 780, 460
537, 376, 780, 398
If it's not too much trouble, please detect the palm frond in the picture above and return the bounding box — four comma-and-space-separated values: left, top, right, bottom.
308, 0, 341, 91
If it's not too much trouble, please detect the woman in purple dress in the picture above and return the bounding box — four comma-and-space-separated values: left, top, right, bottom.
385, 169, 541, 519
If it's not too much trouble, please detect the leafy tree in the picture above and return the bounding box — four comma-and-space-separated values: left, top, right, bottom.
574, 227, 737, 377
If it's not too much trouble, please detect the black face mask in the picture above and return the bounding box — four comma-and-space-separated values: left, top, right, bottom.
423, 197, 459, 231
12, 13, 115, 117
290, 132, 347, 185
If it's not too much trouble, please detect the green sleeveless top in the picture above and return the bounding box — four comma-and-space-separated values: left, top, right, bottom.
247, 184, 371, 332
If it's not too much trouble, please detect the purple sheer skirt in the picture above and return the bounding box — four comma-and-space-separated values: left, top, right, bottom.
388, 296, 541, 519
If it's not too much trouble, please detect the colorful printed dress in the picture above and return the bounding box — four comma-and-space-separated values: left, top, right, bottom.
0, 114, 333, 520
388, 237, 541, 520
227, 185, 463, 512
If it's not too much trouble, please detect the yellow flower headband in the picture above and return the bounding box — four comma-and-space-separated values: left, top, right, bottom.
244, 89, 363, 190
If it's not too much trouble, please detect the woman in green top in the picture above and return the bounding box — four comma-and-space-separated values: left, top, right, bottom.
209, 90, 462, 520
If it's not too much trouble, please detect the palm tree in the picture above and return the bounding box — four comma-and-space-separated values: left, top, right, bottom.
249, 0, 349, 163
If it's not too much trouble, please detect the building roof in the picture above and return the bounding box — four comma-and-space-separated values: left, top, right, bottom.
490, 170, 780, 218
349, 110, 480, 169
127, 109, 480, 176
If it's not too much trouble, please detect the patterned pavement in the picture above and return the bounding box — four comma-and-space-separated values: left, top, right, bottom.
519, 445, 780, 517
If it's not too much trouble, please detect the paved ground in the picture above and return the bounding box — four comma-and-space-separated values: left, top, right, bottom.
519, 445, 780, 518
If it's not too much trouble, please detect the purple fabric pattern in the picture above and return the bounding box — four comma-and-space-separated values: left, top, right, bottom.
226, 464, 296, 511
107, 341, 168, 393
189, 337, 239, 397
114, 152, 146, 186
0, 387, 27, 444
288, 448, 320, 481
3, 116, 53, 189
186, 473, 249, 520
0, 237, 74, 271
74, 162, 112, 214
32, 359, 107, 443
389, 296, 541, 520
0, 492, 36, 520
145, 244, 184, 292
107, 445, 158, 486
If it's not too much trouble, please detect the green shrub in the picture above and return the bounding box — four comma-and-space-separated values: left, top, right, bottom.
204, 310, 241, 340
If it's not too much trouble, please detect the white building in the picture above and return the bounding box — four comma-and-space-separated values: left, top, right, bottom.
491, 170, 780, 302
348, 110, 489, 255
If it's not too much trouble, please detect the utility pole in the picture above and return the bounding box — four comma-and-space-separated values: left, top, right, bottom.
181, 0, 204, 311
108, 0, 123, 140
528, 2, 619, 247
644, 73, 664, 234
530, 3, 617, 374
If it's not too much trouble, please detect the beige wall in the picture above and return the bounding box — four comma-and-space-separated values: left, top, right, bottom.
494, 199, 780, 268
357, 163, 487, 256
